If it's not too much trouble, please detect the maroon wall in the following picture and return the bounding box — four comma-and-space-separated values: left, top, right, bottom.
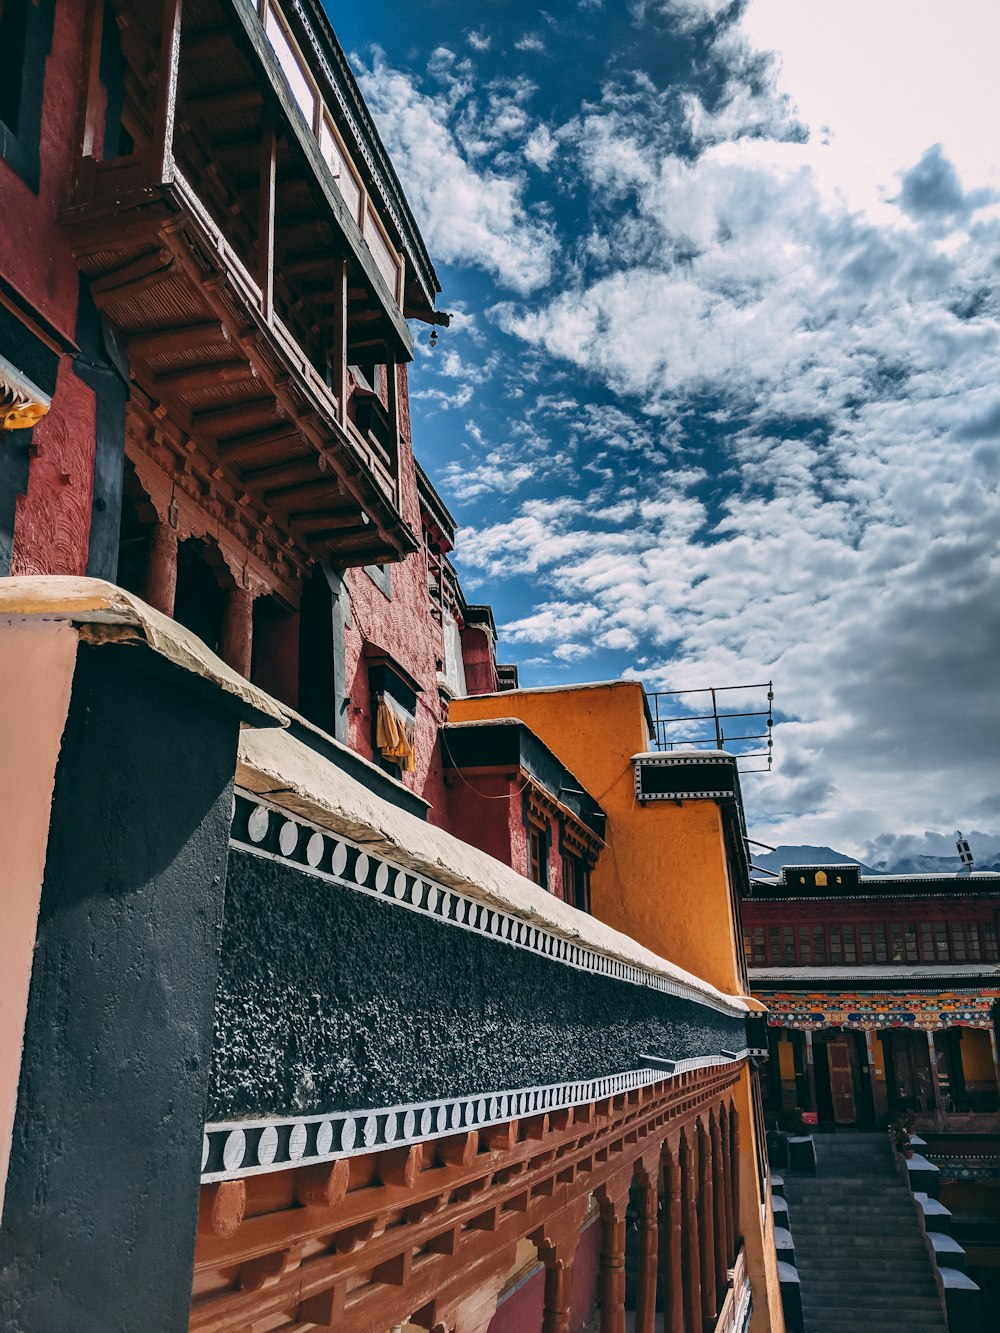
486, 1218, 600, 1333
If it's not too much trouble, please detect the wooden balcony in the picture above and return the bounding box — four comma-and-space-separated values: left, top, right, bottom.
61, 0, 422, 567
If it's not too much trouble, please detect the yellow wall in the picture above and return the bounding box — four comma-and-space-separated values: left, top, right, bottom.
451, 682, 746, 997
961, 1027, 996, 1084
778, 1031, 796, 1082
453, 683, 784, 1331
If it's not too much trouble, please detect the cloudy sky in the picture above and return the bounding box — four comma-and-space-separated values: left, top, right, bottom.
331, 0, 1000, 863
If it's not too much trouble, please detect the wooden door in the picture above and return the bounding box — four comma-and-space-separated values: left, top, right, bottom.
828, 1037, 857, 1123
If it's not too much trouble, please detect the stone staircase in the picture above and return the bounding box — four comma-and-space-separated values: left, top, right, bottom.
783, 1133, 947, 1333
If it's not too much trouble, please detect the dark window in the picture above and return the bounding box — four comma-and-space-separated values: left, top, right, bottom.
173, 538, 227, 654
951, 924, 966, 962
752, 927, 766, 965
985, 923, 998, 961
562, 854, 590, 913
0, 0, 28, 133
812, 926, 826, 965
843, 926, 857, 965
904, 923, 918, 963
528, 823, 547, 890
935, 923, 949, 961
798, 925, 812, 964
890, 923, 904, 962
830, 926, 843, 963
768, 926, 780, 963
874, 923, 887, 962
860, 924, 873, 963
967, 925, 982, 961
920, 922, 934, 962
782, 925, 795, 964
0, 0, 53, 191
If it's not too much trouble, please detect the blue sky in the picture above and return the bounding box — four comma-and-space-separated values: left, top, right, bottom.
331, 0, 1000, 862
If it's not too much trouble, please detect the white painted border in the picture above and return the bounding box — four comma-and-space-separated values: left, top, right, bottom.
202, 1051, 751, 1182
229, 789, 743, 1016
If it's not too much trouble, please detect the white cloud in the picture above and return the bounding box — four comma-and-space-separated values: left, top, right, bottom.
467, 29, 491, 51
515, 34, 546, 53
355, 54, 557, 294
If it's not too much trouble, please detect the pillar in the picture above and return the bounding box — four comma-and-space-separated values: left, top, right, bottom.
598, 1177, 631, 1333
697, 1118, 717, 1325
719, 1104, 735, 1267
220, 584, 254, 677
710, 1111, 727, 1293
0, 637, 259, 1330
663, 1142, 684, 1333
681, 1128, 702, 1333
988, 1026, 1000, 1102
803, 1029, 818, 1113
729, 1105, 741, 1254
143, 518, 178, 616
927, 1028, 945, 1127
542, 1256, 574, 1333
635, 1168, 658, 1333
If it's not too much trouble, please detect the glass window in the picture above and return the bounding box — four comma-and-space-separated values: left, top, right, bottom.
562, 853, 590, 914
813, 926, 826, 965
319, 117, 362, 219
860, 924, 873, 963
265, 6, 316, 125
782, 925, 795, 964
935, 922, 949, 961
799, 925, 812, 964
752, 927, 766, 965
985, 922, 998, 961
830, 926, 843, 962
843, 927, 857, 964
951, 924, 967, 961
0, 0, 28, 133
768, 926, 781, 963
904, 923, 918, 962
967, 924, 982, 961
890, 923, 904, 962
920, 922, 934, 962
527, 823, 547, 890
874, 923, 887, 962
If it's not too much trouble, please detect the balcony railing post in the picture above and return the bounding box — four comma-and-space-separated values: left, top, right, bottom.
697, 1117, 717, 1325
152, 0, 184, 182
681, 1128, 702, 1333
635, 1156, 659, 1333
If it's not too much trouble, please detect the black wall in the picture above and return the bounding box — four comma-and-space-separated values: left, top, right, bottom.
210, 846, 747, 1120
0, 644, 241, 1333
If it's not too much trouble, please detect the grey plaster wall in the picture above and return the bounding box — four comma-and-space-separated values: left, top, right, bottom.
209, 848, 746, 1120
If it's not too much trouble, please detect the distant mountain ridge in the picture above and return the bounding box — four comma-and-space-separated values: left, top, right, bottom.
753, 843, 1000, 876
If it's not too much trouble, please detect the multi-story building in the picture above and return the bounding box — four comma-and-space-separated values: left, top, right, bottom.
744, 862, 1000, 1306
0, 2, 782, 1330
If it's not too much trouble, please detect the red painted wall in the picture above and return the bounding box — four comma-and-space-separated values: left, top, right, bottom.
444, 772, 517, 868
488, 1267, 544, 1333
3, 1, 98, 576
571, 1218, 601, 1329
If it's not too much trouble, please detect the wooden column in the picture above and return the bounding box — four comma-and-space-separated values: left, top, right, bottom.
536, 1196, 590, 1333
710, 1111, 728, 1293
729, 1104, 741, 1254
143, 519, 178, 616
79, 0, 106, 159
152, 0, 183, 180
719, 1104, 735, 1266
332, 258, 348, 426
697, 1118, 717, 1325
597, 1175, 630, 1333
663, 1141, 685, 1333
680, 1128, 702, 1333
803, 1029, 818, 1113
635, 1161, 659, 1333
220, 586, 255, 677
988, 1026, 1000, 1102
258, 114, 277, 324
927, 1028, 946, 1127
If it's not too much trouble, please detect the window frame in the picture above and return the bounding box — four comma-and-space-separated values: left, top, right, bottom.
0, 0, 54, 192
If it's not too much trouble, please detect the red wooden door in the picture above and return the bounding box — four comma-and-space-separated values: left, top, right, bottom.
828, 1037, 857, 1123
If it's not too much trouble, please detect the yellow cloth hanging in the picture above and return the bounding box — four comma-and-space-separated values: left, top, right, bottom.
376, 695, 416, 772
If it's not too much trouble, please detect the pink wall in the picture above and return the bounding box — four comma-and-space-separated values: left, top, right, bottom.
488, 1266, 543, 1333
0, 620, 78, 1218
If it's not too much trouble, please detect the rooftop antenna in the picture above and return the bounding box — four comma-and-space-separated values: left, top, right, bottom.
956, 831, 975, 877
